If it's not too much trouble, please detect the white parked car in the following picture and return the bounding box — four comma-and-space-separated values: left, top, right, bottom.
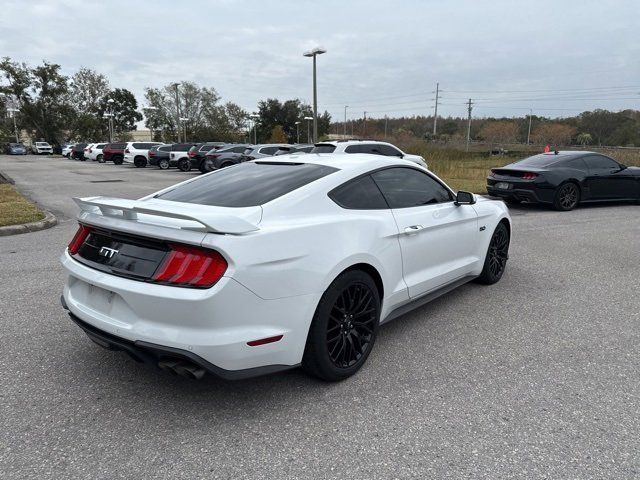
32, 141, 53, 154
311, 140, 428, 168
60, 154, 511, 381
61, 144, 75, 158
86, 143, 108, 162
123, 142, 164, 168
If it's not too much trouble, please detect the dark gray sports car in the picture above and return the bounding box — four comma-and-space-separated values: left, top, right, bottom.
487, 151, 640, 211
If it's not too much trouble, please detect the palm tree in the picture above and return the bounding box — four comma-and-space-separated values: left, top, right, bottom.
576, 132, 592, 147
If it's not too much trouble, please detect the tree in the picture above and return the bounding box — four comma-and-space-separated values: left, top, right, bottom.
99, 88, 142, 138
67, 67, 111, 140
531, 123, 576, 146
576, 132, 592, 146
478, 121, 519, 144
0, 57, 72, 144
256, 98, 330, 143
268, 125, 287, 143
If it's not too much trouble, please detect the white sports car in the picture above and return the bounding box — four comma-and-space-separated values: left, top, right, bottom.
60, 153, 511, 381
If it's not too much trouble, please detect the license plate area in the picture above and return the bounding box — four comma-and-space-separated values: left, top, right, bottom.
495, 182, 511, 190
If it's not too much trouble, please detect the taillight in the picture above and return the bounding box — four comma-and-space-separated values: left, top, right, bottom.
149, 151, 156, 157
125, 148, 130, 153
522, 172, 538, 180
152, 244, 227, 288
206, 153, 220, 159
188, 151, 196, 157
68, 224, 92, 254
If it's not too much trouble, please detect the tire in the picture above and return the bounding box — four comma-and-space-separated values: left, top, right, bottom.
113, 155, 124, 165
178, 158, 192, 172
475, 222, 510, 285
553, 182, 580, 211
134, 156, 147, 168
302, 270, 380, 381
97, 154, 105, 163
199, 159, 213, 173
158, 159, 170, 170
220, 161, 234, 168
65, 153, 71, 159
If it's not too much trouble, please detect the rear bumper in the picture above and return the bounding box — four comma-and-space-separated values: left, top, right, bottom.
63, 300, 294, 380
486, 181, 554, 204
60, 250, 316, 376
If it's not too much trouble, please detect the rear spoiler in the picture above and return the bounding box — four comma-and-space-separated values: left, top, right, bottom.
73, 196, 260, 234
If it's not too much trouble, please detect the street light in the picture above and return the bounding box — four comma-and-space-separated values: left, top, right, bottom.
303, 46, 326, 143
170, 82, 182, 142
303, 116, 313, 143
250, 113, 259, 144
295, 121, 301, 143
7, 107, 19, 143
343, 105, 348, 138
179, 117, 189, 142
104, 98, 115, 142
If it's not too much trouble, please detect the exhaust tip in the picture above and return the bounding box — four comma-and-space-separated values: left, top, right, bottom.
158, 359, 205, 380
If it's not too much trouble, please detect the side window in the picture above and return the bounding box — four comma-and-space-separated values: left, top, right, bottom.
160, 146, 171, 152
233, 146, 246, 153
329, 175, 388, 210
371, 168, 452, 208
377, 144, 403, 157
565, 158, 588, 171
132, 143, 143, 149
584, 155, 619, 171
260, 146, 278, 155
344, 145, 365, 154
200, 145, 211, 151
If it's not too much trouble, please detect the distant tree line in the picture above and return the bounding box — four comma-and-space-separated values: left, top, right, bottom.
335, 109, 640, 148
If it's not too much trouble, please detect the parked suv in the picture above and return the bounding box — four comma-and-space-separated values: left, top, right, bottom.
61, 144, 75, 158
71, 143, 89, 161
310, 140, 428, 168
169, 143, 198, 171
86, 143, 108, 162
188, 142, 225, 171
32, 142, 53, 154
123, 142, 164, 168
101, 143, 127, 164
200, 144, 252, 173
148, 144, 172, 169
241, 144, 289, 161
274, 144, 314, 156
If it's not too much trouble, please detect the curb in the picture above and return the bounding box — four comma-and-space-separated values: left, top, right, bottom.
0, 210, 58, 236
0, 171, 15, 184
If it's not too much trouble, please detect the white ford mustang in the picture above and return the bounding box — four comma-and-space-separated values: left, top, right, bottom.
60, 153, 511, 381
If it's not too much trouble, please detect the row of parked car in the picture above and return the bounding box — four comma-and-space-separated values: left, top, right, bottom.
62, 140, 428, 174
3, 141, 54, 155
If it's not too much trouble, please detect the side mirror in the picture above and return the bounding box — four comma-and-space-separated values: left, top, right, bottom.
455, 191, 476, 205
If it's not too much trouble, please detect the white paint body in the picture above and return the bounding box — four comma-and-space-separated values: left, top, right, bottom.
61, 154, 510, 373
123, 142, 164, 164
85, 143, 107, 161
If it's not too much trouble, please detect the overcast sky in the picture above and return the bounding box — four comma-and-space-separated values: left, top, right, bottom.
1, 0, 639, 121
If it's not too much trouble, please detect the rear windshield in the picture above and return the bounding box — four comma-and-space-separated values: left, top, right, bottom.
310, 144, 336, 153
514, 154, 573, 168
156, 162, 338, 207
109, 143, 127, 149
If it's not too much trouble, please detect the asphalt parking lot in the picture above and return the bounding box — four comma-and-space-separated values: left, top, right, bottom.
1, 155, 639, 479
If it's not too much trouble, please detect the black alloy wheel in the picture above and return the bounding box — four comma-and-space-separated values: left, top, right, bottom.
113, 156, 124, 165
178, 158, 191, 172
134, 156, 147, 168
476, 222, 510, 285
553, 182, 580, 211
302, 270, 380, 381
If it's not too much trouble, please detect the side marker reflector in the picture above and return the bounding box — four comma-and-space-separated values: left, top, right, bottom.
247, 335, 283, 347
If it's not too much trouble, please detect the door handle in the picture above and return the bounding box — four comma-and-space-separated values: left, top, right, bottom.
404, 225, 425, 234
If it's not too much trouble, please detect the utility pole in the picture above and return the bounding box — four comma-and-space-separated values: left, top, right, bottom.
432, 82, 439, 136
7, 108, 19, 143
363, 111, 367, 137
527, 109, 533, 145
466, 98, 474, 152
172, 82, 181, 142
344, 105, 348, 138
384, 116, 388, 139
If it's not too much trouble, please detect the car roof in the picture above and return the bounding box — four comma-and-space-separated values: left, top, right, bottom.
316, 140, 390, 146
259, 152, 421, 174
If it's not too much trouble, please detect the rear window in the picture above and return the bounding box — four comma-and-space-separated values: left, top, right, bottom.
96, 144, 107, 149
514, 154, 570, 168
310, 144, 336, 153
109, 143, 127, 149
156, 162, 338, 207
159, 145, 172, 152
173, 144, 193, 152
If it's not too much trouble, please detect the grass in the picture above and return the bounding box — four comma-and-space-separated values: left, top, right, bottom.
0, 184, 45, 227
403, 142, 640, 193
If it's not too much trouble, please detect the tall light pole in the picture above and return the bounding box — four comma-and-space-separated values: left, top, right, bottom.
527, 109, 533, 145
432, 82, 440, 136
344, 105, 348, 138
171, 82, 181, 142
250, 113, 259, 144
295, 121, 301, 143
303, 46, 326, 143
105, 98, 115, 143
304, 116, 313, 143
7, 108, 19, 143
180, 117, 189, 142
